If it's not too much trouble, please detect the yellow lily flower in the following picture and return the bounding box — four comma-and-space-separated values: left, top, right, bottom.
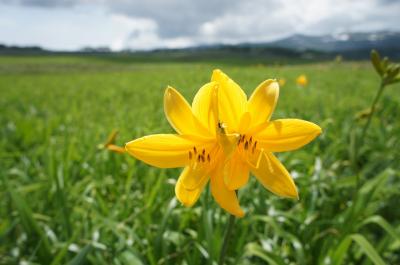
125, 70, 321, 217
296, 74, 308, 86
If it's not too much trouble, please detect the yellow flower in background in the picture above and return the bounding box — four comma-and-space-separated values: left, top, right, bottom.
278, 78, 286, 87
296, 74, 308, 86
125, 70, 321, 217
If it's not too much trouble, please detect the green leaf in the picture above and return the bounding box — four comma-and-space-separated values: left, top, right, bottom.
67, 245, 92, 265
244, 243, 286, 265
120, 251, 144, 265
154, 197, 177, 258
331, 235, 352, 265
370, 50, 383, 76
351, 234, 386, 265
359, 215, 400, 242
252, 216, 305, 263
50, 233, 78, 265
5, 180, 52, 263
332, 234, 386, 265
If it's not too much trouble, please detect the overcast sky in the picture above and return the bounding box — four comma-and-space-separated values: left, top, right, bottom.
1, 0, 399, 51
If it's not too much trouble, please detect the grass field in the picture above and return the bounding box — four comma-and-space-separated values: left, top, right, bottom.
1, 55, 399, 265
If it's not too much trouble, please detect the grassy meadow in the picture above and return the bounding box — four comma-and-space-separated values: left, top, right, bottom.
0, 55, 400, 264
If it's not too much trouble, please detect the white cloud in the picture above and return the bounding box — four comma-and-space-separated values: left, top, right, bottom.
109, 14, 158, 51
0, 0, 399, 50
0, 3, 159, 50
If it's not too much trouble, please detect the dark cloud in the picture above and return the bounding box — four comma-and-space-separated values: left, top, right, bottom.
106, 0, 237, 38
1, 0, 238, 37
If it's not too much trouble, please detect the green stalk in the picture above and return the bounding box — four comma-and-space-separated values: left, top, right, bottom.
218, 214, 236, 265
360, 81, 385, 144
354, 81, 385, 188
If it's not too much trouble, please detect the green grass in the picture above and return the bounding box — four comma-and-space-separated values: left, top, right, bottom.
0, 55, 399, 265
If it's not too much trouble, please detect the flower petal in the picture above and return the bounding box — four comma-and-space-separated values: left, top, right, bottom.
164, 86, 212, 137
248, 79, 279, 126
175, 168, 209, 207
179, 161, 210, 190
223, 150, 250, 190
125, 134, 208, 168
211, 69, 247, 132
250, 152, 298, 199
191, 82, 219, 136
181, 145, 221, 190
238, 112, 251, 134
254, 119, 322, 152
210, 165, 245, 217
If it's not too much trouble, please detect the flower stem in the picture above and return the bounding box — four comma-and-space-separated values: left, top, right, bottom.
354, 81, 385, 188
218, 214, 236, 265
360, 81, 385, 144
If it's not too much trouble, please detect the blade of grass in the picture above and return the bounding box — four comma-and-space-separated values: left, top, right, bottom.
67, 244, 92, 265
4, 178, 52, 264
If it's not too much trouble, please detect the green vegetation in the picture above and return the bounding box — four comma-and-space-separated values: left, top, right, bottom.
0, 55, 399, 264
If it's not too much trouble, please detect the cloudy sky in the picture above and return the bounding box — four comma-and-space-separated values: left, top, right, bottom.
1, 0, 399, 51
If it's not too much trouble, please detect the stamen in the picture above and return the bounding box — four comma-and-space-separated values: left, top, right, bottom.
252, 144, 256, 154
207, 154, 211, 162
254, 141, 258, 148
189, 151, 192, 160
202, 149, 205, 156
193, 147, 197, 154
249, 136, 253, 145
201, 155, 205, 162
197, 155, 201, 162
244, 141, 249, 150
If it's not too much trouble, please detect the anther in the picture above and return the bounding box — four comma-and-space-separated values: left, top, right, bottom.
207, 154, 211, 162
244, 141, 249, 150
254, 141, 258, 148
197, 155, 201, 162
202, 149, 205, 156
189, 151, 192, 160
249, 136, 253, 145
193, 147, 197, 154
201, 155, 205, 162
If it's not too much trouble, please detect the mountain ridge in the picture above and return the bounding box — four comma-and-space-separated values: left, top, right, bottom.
1, 31, 399, 60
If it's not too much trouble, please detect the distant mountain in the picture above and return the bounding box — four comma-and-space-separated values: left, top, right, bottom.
1, 31, 399, 60
174, 31, 400, 59
263, 31, 400, 58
